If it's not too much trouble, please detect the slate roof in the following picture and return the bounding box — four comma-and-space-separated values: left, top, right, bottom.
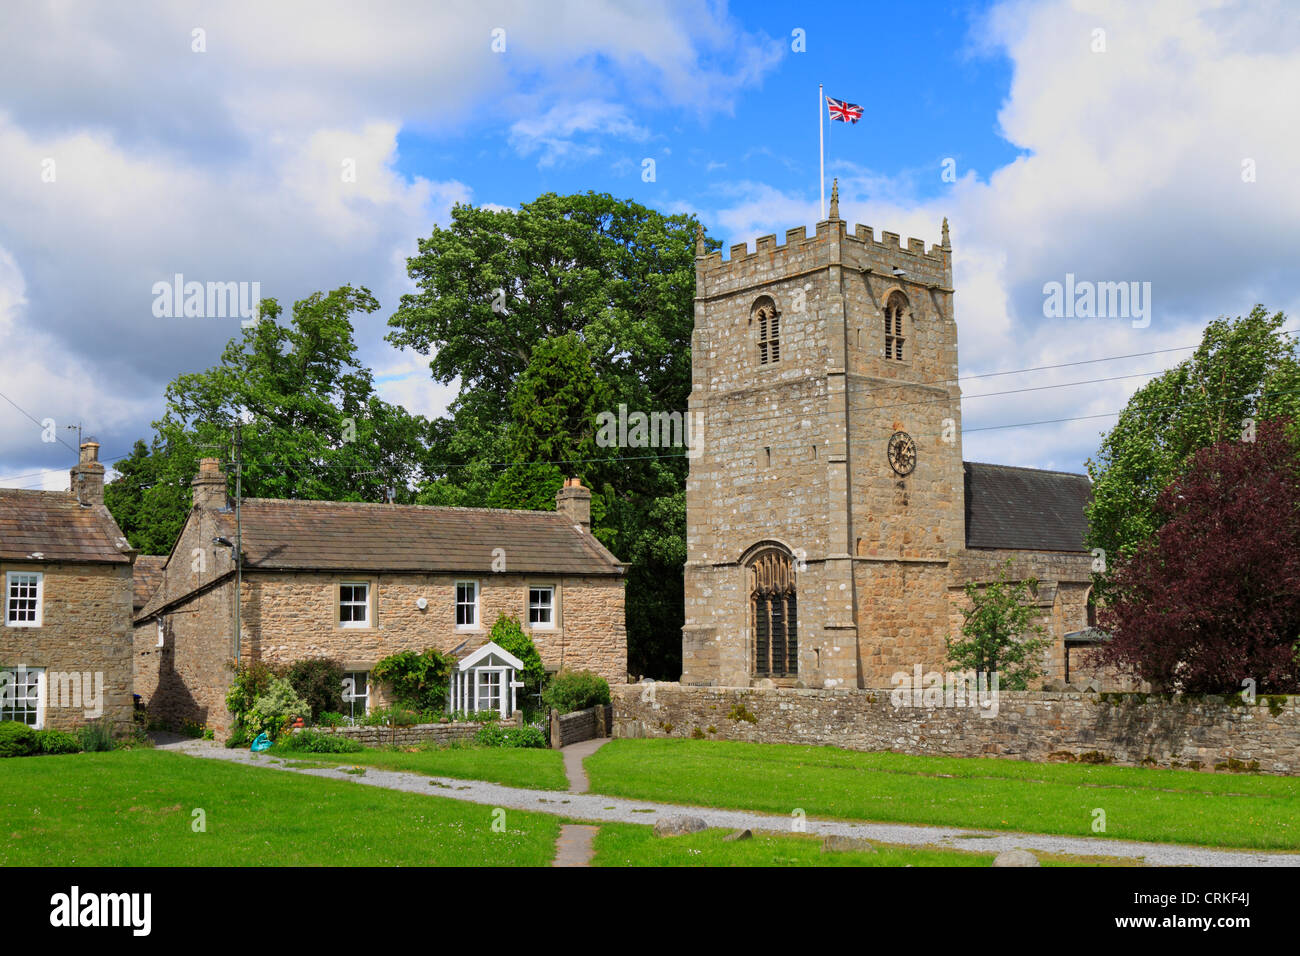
231, 498, 624, 575
132, 555, 168, 610
963, 462, 1091, 552
0, 490, 133, 564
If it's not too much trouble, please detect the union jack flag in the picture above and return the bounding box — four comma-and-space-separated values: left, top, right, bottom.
826, 96, 863, 123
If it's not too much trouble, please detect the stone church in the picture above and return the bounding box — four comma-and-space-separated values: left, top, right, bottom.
682, 185, 1099, 690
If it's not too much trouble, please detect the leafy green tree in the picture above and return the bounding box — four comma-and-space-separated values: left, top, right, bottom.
103, 439, 190, 554
947, 562, 1050, 690
486, 461, 566, 511
390, 193, 714, 677
1086, 306, 1300, 595
106, 286, 436, 552
388, 191, 699, 420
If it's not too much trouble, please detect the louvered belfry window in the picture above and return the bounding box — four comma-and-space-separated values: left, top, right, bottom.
884, 292, 907, 361
751, 549, 798, 677
754, 298, 780, 365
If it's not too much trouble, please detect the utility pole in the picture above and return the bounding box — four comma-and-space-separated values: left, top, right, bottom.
233, 424, 244, 665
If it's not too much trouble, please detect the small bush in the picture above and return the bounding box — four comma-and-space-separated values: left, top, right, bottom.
446, 709, 500, 724
542, 670, 611, 715
371, 648, 455, 713
226, 660, 282, 740
280, 729, 365, 754
361, 705, 428, 727
78, 718, 115, 753
36, 730, 82, 755
247, 677, 311, 740
285, 657, 346, 722
474, 723, 547, 749
316, 710, 347, 728
488, 613, 547, 700
0, 721, 38, 757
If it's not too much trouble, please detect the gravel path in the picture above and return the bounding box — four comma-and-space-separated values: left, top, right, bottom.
160, 740, 1300, 867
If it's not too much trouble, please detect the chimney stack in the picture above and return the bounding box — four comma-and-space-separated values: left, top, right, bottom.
70, 440, 105, 506
191, 457, 229, 511
555, 477, 591, 534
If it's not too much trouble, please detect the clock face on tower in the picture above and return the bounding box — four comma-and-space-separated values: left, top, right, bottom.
887, 431, 917, 476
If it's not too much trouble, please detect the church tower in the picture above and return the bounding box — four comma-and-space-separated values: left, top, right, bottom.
682, 187, 964, 689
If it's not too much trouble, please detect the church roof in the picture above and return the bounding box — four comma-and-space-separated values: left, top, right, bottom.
963, 462, 1091, 553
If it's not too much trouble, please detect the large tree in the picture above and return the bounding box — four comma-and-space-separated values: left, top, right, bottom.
388, 192, 710, 677
1086, 306, 1300, 594
106, 286, 435, 552
1098, 418, 1300, 693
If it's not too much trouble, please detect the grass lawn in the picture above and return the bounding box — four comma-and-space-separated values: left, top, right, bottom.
590, 825, 1139, 867
267, 742, 569, 790
0, 750, 560, 866
584, 739, 1300, 851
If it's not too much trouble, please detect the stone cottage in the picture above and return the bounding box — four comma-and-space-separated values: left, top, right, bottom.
0, 441, 136, 732
682, 194, 1100, 691
133, 460, 627, 737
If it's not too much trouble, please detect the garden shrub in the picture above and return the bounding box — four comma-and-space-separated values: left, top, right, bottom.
226, 660, 281, 741
247, 677, 311, 740
280, 729, 364, 754
285, 657, 346, 722
36, 729, 82, 755
474, 722, 547, 749
316, 710, 347, 728
541, 669, 611, 715
0, 721, 38, 757
488, 613, 546, 700
372, 648, 455, 713
78, 717, 115, 753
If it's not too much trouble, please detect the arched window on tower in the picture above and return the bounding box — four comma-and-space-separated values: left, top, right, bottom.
884, 292, 907, 361
749, 547, 798, 678
752, 296, 780, 365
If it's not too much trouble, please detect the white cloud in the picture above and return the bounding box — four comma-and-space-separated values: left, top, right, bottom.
0, 0, 780, 483
509, 100, 650, 168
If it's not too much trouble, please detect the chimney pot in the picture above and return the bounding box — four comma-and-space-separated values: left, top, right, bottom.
555, 477, 591, 533
70, 440, 105, 506
191, 458, 229, 511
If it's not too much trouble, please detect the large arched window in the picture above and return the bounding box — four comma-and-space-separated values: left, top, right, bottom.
752, 296, 780, 365
884, 291, 907, 361
749, 547, 798, 677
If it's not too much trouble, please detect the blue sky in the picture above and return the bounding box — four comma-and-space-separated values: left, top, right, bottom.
2, 0, 1298, 490
390, 2, 1022, 214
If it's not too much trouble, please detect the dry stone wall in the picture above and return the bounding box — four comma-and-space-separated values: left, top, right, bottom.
613, 682, 1300, 775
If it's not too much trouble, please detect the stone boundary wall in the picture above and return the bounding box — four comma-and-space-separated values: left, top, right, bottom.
308, 720, 490, 748
612, 683, 1300, 775
550, 704, 612, 748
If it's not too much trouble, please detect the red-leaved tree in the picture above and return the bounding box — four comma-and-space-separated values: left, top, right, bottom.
1099, 417, 1300, 693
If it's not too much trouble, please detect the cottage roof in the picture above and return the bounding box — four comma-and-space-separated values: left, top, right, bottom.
229, 498, 624, 575
0, 489, 133, 564
132, 555, 168, 610
963, 462, 1091, 553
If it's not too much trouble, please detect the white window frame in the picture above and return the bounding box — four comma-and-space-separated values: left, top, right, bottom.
0, 666, 45, 728
338, 581, 371, 629
455, 580, 479, 629
5, 571, 43, 628
528, 585, 556, 630
343, 671, 369, 721
474, 667, 506, 714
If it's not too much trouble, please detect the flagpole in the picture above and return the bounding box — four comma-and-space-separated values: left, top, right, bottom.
819, 83, 825, 219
